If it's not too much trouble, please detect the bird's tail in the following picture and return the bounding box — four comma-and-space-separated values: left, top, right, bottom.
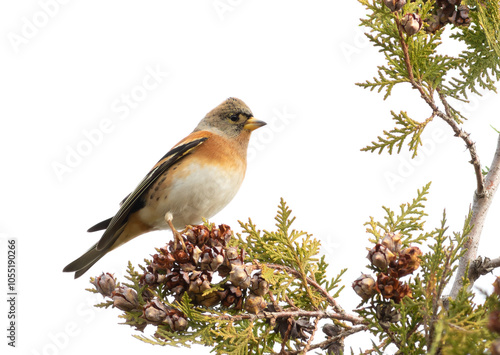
64, 218, 144, 279
63, 243, 108, 279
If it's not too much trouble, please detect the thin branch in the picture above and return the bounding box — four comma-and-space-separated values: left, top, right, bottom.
269, 290, 284, 312
265, 263, 345, 314
361, 338, 392, 355
301, 316, 320, 354
202, 309, 366, 325
382, 326, 402, 350
437, 89, 485, 197
448, 322, 472, 333
288, 326, 368, 354
395, 16, 485, 198
436, 247, 454, 302
429, 247, 453, 346
450, 134, 500, 298
285, 294, 299, 310
280, 318, 294, 355
297, 262, 320, 310
395, 16, 436, 109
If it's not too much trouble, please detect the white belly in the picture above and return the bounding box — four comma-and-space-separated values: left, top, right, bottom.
138, 161, 245, 230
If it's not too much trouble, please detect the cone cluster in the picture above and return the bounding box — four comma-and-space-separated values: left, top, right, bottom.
426, 0, 470, 33
139, 224, 269, 314
92, 272, 188, 332
322, 323, 344, 355
142, 299, 188, 331
266, 304, 314, 341
353, 232, 422, 303
382, 0, 470, 35
375, 303, 402, 329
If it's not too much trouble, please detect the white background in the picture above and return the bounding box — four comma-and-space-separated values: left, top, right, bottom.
1, 1, 499, 354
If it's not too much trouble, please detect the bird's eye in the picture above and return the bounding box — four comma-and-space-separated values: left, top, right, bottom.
229, 114, 239, 122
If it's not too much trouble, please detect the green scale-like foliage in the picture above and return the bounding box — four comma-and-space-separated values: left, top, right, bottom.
92, 200, 347, 355
450, 0, 500, 97
365, 182, 431, 245
358, 0, 457, 97
358, 0, 500, 159
358, 183, 498, 353
238, 199, 345, 310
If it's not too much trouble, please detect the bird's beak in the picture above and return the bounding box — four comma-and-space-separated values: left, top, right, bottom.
244, 117, 267, 131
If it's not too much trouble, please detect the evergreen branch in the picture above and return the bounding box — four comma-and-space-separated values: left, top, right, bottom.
301, 316, 320, 354
431, 274, 496, 353
359, 1, 489, 199
394, 14, 436, 109
239, 200, 338, 312
296, 261, 320, 310
385, 182, 430, 235
94, 300, 114, 309
450, 134, 500, 298
384, 328, 403, 350
358, 72, 407, 100
264, 263, 346, 315
417, 210, 456, 350
201, 309, 365, 325
365, 183, 431, 243
280, 319, 293, 354
361, 338, 391, 355
437, 88, 485, 197
284, 294, 298, 310
449, 0, 500, 97
361, 111, 433, 157
135, 329, 205, 348
394, 9, 486, 199
434, 246, 453, 315
474, 0, 500, 57
211, 320, 255, 355
357, 0, 500, 352
287, 326, 368, 355
357, 0, 453, 99
268, 290, 284, 312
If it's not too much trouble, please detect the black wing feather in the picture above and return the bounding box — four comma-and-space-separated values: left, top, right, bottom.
87, 217, 113, 232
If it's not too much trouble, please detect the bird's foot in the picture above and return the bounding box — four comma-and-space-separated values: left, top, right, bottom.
173, 228, 186, 251
165, 212, 186, 251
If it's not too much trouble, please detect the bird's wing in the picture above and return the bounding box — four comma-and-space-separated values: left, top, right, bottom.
86, 192, 132, 232
86, 190, 134, 233
87, 217, 113, 232
95, 136, 209, 251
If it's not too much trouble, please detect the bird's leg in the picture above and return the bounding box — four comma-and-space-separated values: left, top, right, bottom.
165, 212, 186, 250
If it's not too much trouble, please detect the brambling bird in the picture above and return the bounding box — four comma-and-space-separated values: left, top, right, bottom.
63, 97, 266, 278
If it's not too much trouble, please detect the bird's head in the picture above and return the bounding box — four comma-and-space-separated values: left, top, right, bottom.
195, 97, 266, 138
